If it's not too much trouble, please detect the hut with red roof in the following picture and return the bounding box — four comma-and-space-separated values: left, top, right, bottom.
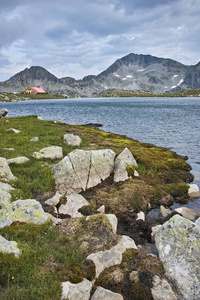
24, 86, 46, 94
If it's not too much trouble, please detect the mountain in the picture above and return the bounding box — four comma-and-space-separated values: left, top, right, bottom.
0, 53, 200, 97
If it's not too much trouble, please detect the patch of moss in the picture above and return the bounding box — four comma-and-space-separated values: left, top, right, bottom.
165, 182, 189, 197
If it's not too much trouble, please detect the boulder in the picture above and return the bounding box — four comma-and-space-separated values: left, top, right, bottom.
151, 275, 177, 300
91, 286, 124, 300
63, 133, 82, 146
155, 215, 200, 300
61, 278, 92, 300
0, 235, 21, 257
188, 184, 200, 198
175, 207, 198, 221
114, 148, 138, 182
0, 108, 8, 118
0, 157, 17, 182
59, 194, 89, 217
52, 149, 115, 195
0, 199, 51, 228
6, 128, 21, 133
87, 235, 137, 279
7, 156, 29, 165
33, 146, 63, 159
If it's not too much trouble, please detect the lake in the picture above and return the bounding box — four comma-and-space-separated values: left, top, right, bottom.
1, 97, 200, 211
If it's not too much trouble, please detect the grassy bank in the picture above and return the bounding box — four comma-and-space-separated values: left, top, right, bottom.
0, 92, 65, 102
0, 115, 193, 299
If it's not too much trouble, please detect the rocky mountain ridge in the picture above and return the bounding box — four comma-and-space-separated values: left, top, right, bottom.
0, 53, 200, 97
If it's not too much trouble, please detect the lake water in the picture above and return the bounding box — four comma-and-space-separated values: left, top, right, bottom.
1, 97, 200, 211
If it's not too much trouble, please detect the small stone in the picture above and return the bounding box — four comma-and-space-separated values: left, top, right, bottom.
134, 170, 139, 177
136, 211, 145, 221
175, 207, 198, 221
63, 133, 82, 146
188, 184, 200, 198
97, 205, 105, 214
61, 278, 92, 300
0, 235, 21, 257
4, 148, 14, 151
129, 271, 139, 282
37, 116, 43, 120
7, 156, 29, 165
91, 286, 124, 300
33, 146, 63, 160
59, 193, 89, 217
160, 205, 171, 218
30, 137, 39, 142
6, 128, 21, 134
45, 192, 62, 206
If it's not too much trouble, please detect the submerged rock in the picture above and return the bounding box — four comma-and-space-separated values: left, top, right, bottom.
155, 215, 200, 300
175, 207, 198, 221
188, 184, 200, 198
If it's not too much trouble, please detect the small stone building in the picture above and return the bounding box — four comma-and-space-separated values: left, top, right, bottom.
24, 86, 46, 94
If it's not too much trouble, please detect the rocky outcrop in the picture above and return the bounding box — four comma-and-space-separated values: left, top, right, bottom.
155, 215, 200, 300
0, 235, 21, 258
0, 157, 17, 182
7, 156, 29, 165
61, 278, 92, 300
52, 149, 115, 195
114, 148, 138, 182
87, 235, 137, 279
63, 133, 82, 146
0, 199, 52, 228
91, 286, 124, 300
33, 146, 63, 159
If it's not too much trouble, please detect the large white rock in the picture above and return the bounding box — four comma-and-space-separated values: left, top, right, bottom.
0, 157, 17, 182
61, 278, 92, 300
91, 286, 124, 300
52, 149, 115, 195
151, 275, 177, 300
87, 235, 137, 279
59, 193, 89, 217
114, 148, 138, 183
7, 156, 29, 165
0, 235, 21, 257
188, 184, 200, 198
0, 199, 51, 228
63, 133, 82, 146
155, 215, 200, 300
33, 146, 63, 159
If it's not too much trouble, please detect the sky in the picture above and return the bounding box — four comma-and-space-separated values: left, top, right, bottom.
0, 0, 200, 81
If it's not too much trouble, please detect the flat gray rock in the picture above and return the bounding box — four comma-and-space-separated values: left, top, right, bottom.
7, 156, 29, 165
33, 146, 63, 159
59, 193, 89, 217
151, 276, 177, 300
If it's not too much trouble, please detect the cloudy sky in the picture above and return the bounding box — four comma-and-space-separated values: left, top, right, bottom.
0, 0, 200, 81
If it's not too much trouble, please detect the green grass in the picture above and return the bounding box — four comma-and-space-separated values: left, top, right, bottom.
0, 222, 88, 300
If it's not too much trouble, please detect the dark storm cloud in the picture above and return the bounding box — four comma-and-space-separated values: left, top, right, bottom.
0, 0, 199, 80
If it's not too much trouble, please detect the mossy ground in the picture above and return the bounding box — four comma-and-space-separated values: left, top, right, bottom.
0, 115, 193, 299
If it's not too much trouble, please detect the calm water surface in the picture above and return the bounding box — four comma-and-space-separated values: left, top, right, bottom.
1, 97, 200, 211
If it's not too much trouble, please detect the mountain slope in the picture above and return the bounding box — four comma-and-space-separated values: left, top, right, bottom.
0, 53, 200, 97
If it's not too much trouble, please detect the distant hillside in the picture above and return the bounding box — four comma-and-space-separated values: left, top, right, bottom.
0, 53, 200, 97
